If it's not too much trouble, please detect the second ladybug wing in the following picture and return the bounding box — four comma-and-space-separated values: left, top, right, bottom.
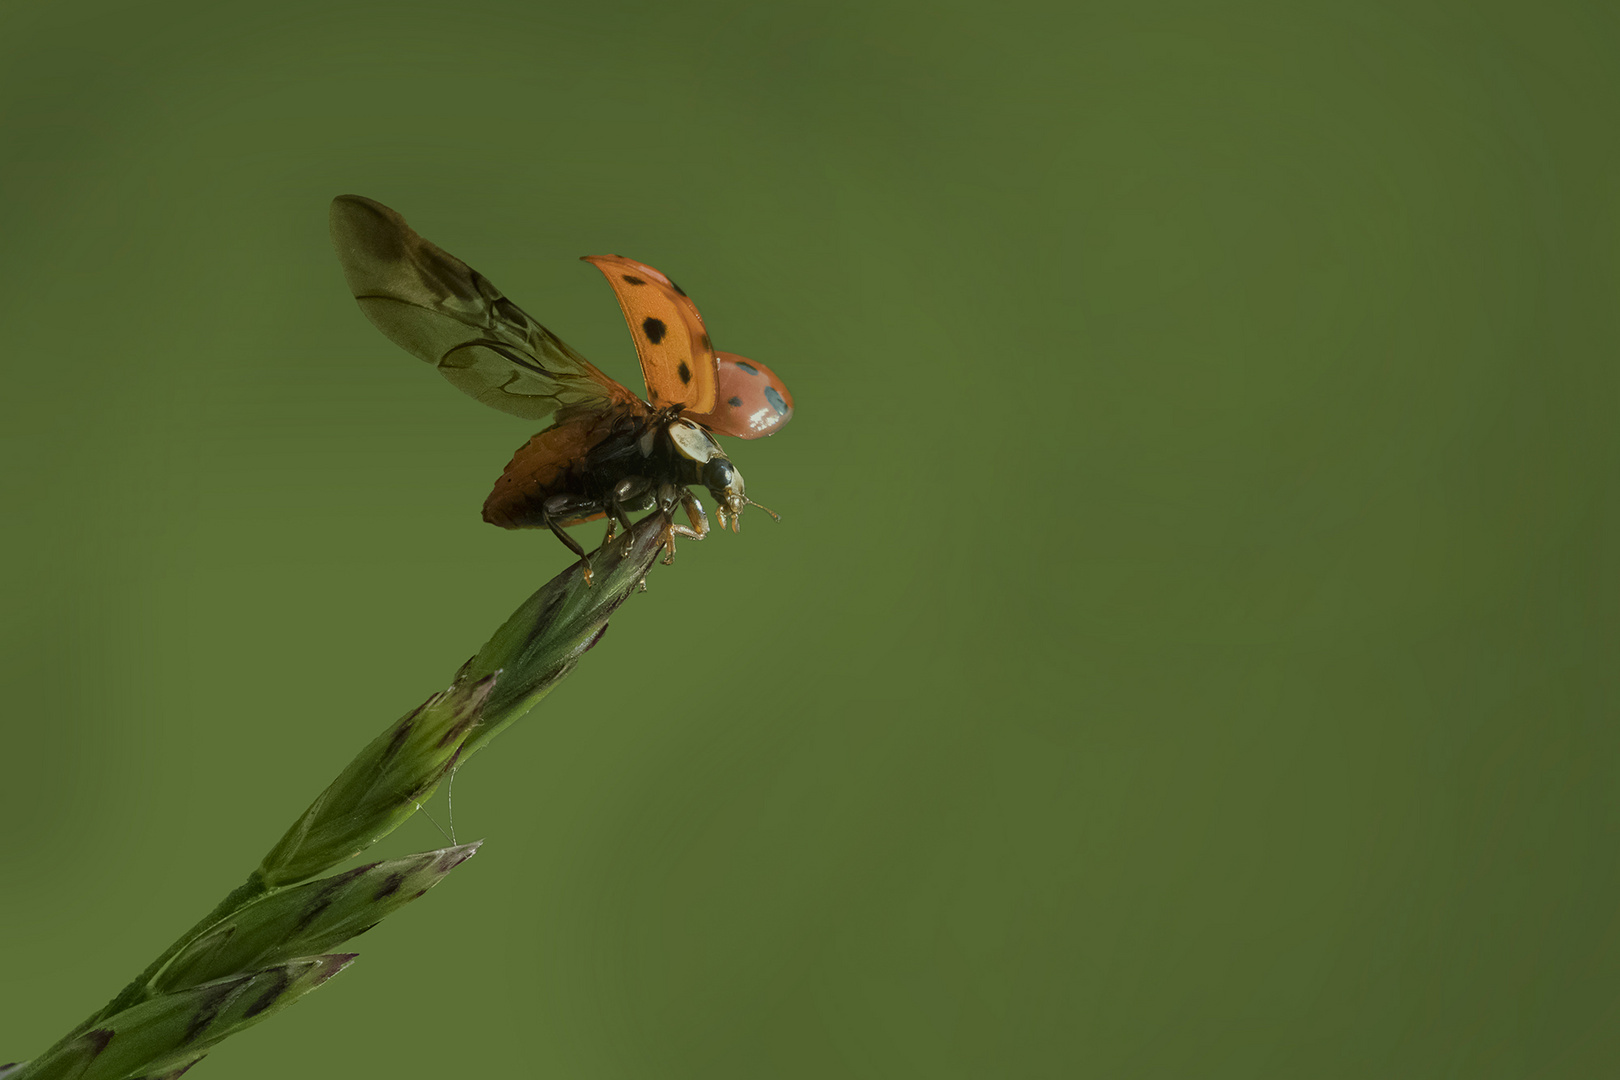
331, 195, 643, 421
684, 352, 794, 439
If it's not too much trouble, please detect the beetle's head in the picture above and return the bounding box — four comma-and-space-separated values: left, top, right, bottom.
698, 456, 746, 531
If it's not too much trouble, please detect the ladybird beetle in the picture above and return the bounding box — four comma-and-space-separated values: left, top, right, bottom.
329, 196, 793, 583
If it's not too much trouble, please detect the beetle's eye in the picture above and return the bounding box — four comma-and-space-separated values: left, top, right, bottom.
703, 458, 736, 490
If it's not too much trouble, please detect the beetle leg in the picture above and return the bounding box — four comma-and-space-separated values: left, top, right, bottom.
675, 490, 709, 540
655, 482, 683, 516
605, 477, 654, 556
609, 476, 649, 536
657, 516, 678, 565
541, 497, 594, 587
654, 491, 712, 565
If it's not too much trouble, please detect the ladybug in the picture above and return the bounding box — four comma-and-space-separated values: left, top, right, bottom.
329, 196, 793, 584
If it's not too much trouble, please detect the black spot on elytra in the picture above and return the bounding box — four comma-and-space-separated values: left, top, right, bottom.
734, 361, 759, 376
642, 317, 667, 344
677, 362, 692, 383
765, 386, 788, 415
621, 274, 646, 285
728, 396, 743, 407
699, 333, 712, 352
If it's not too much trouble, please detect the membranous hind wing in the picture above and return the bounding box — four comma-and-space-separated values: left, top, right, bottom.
330, 195, 643, 420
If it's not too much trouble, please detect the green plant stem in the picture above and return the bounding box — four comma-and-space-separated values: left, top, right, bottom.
20, 508, 671, 1076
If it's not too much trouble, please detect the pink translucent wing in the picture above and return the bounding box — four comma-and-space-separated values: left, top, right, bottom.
685, 352, 794, 439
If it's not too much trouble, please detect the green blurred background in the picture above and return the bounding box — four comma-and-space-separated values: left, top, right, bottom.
2, 1, 1617, 1076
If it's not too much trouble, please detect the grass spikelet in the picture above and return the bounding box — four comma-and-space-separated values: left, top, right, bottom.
9, 509, 673, 1079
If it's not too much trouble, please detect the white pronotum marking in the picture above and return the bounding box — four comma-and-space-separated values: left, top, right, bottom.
668, 418, 720, 463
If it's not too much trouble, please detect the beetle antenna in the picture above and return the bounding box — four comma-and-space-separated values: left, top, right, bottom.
744, 496, 781, 522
